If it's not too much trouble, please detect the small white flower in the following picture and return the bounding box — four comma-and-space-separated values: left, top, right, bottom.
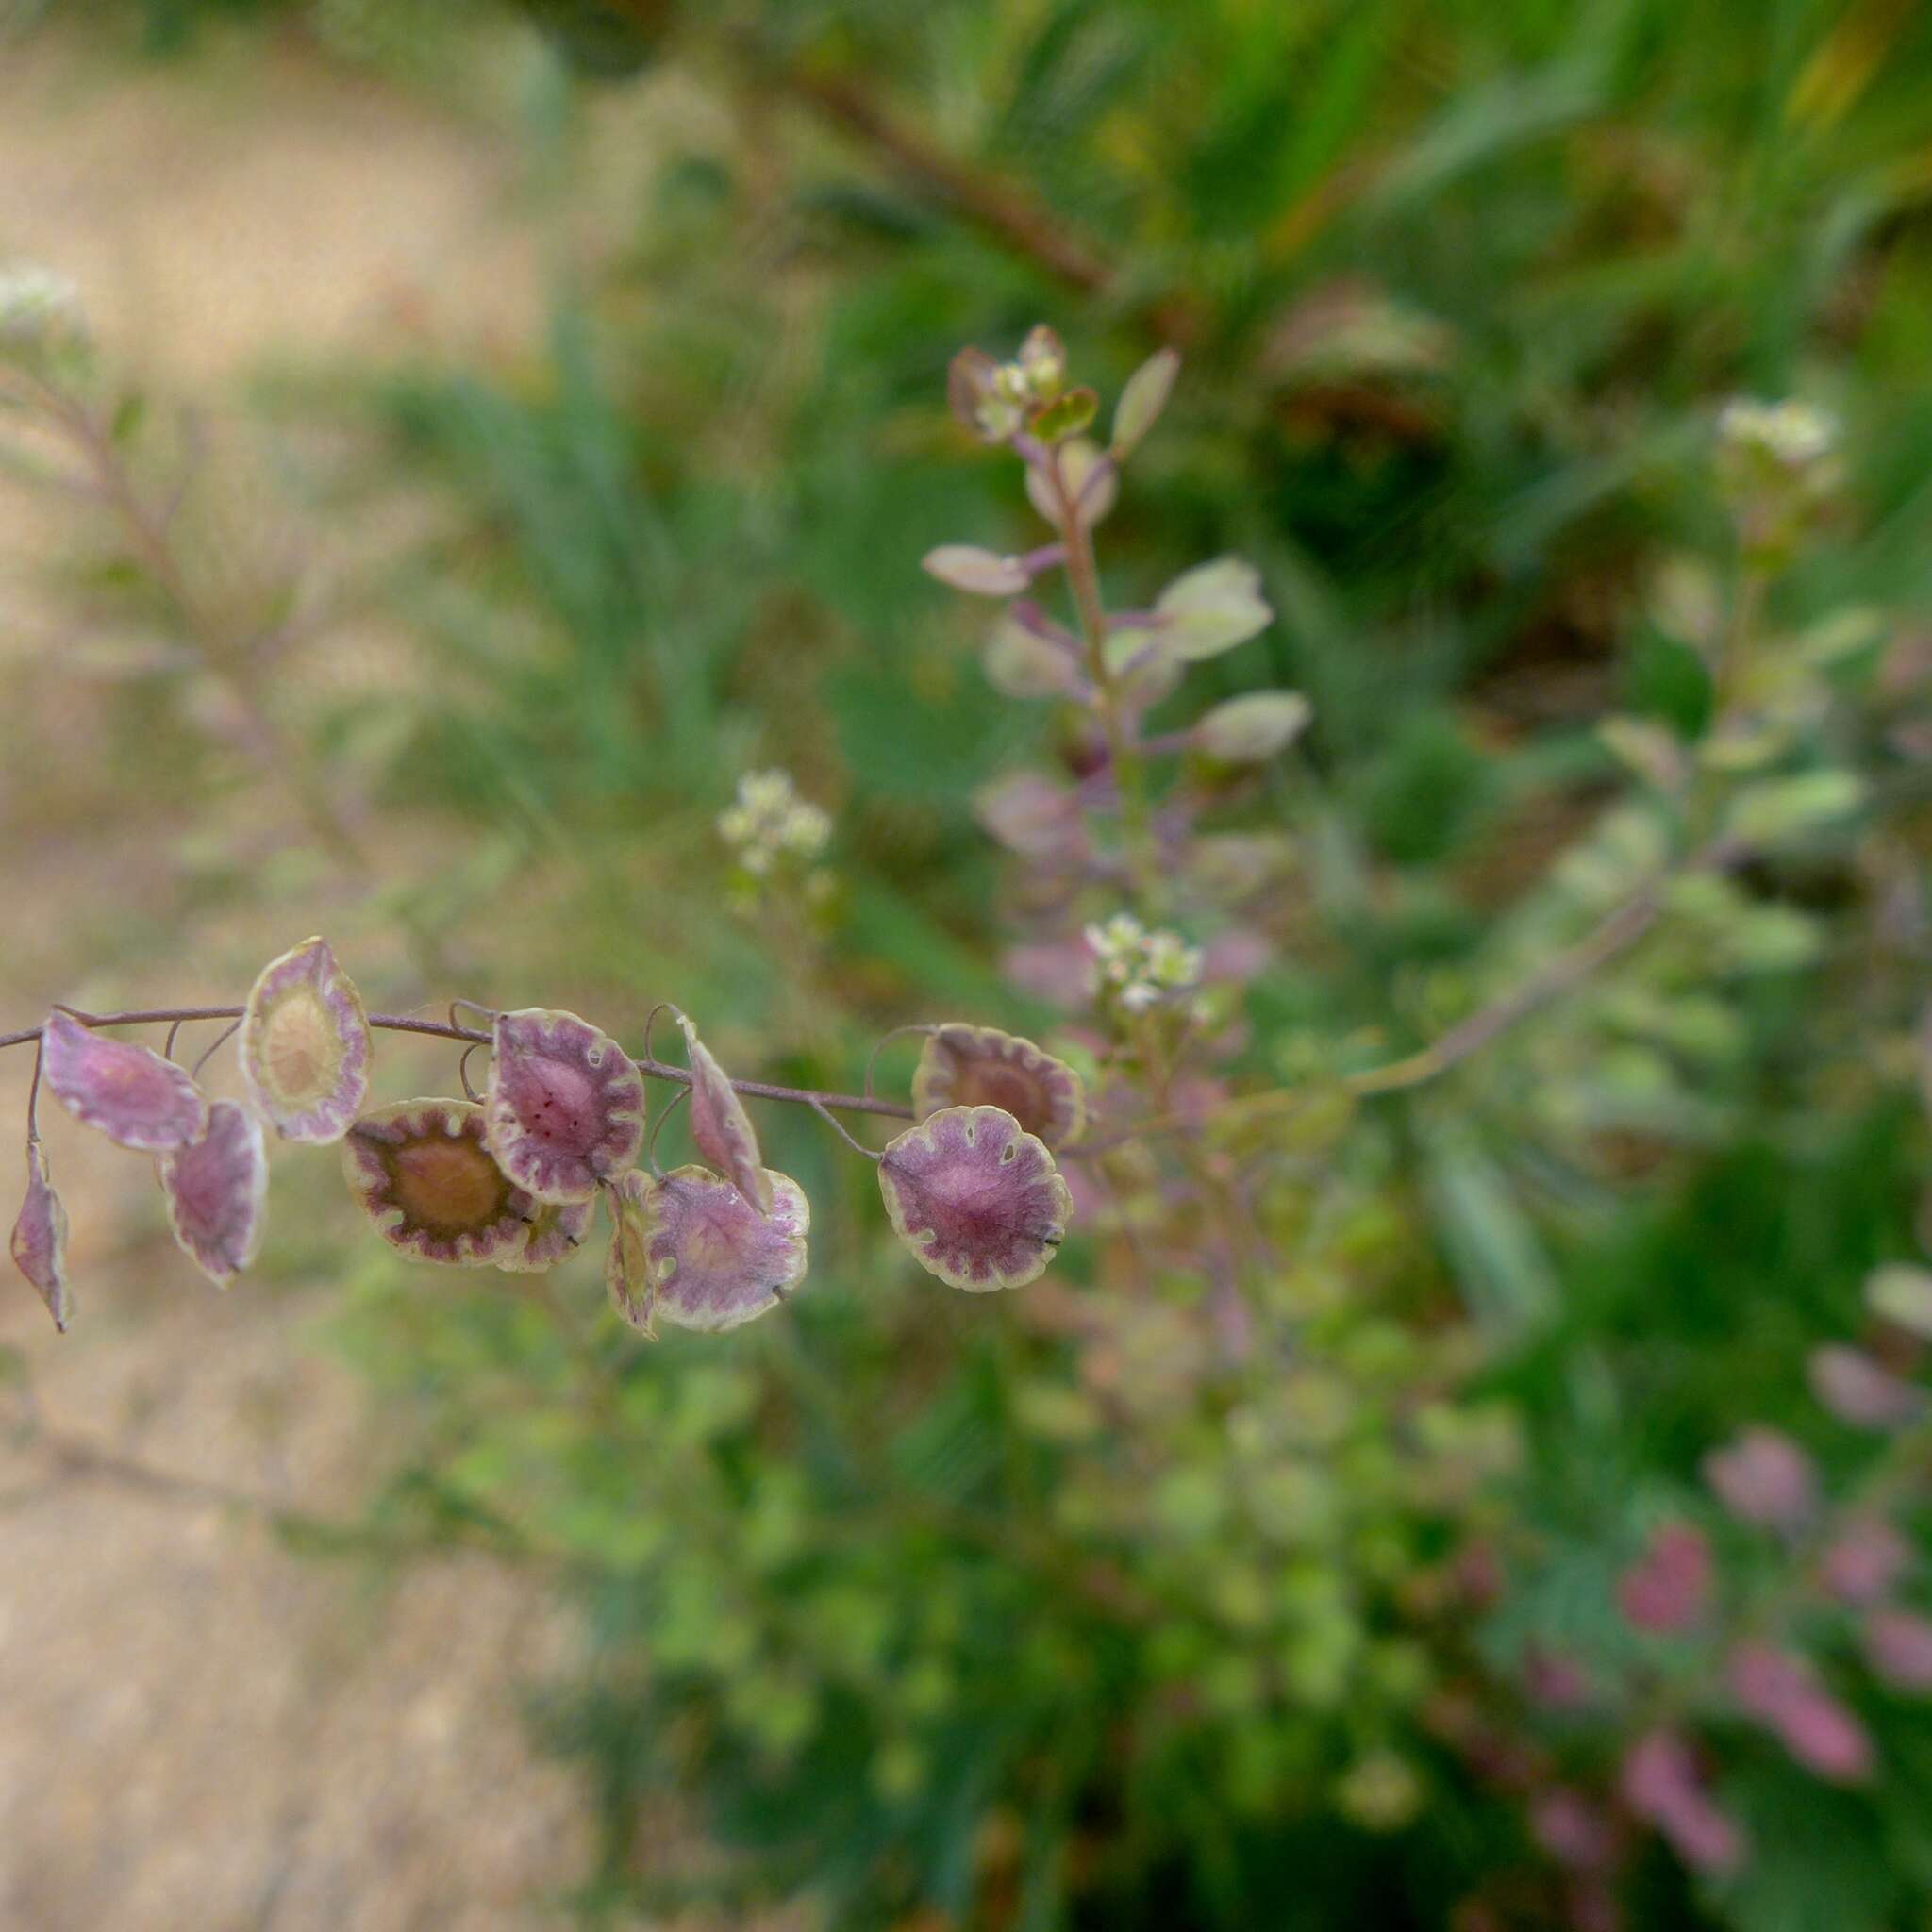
1145, 932, 1204, 989
781, 802, 831, 858
1718, 397, 1837, 470
719, 767, 833, 881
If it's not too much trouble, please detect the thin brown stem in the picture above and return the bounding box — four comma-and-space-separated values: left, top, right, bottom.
1049, 448, 1161, 907
0, 1004, 912, 1121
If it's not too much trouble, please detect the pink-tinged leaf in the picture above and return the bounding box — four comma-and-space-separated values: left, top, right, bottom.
1862, 1607, 1932, 1691
1024, 439, 1116, 529
1807, 1343, 1923, 1429
1728, 1642, 1873, 1783
1151, 557, 1273, 663
10, 1143, 71, 1332
485, 1008, 645, 1205
42, 1009, 207, 1151
1621, 1732, 1744, 1874
982, 610, 1084, 702
922, 544, 1030, 596
677, 1014, 772, 1215
495, 1198, 595, 1274
877, 1105, 1072, 1292
911, 1024, 1086, 1148
1616, 1523, 1711, 1635
613, 1163, 808, 1335
1702, 1426, 1816, 1530
973, 772, 1089, 863
159, 1100, 267, 1288
238, 936, 372, 1143
1817, 1518, 1908, 1607
341, 1098, 536, 1267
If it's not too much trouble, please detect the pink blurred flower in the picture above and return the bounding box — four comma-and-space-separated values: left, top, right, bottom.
1524, 1648, 1594, 1711
1729, 1642, 1873, 1783
1002, 940, 1094, 1008
1702, 1427, 1817, 1530
1617, 1523, 1712, 1634
1807, 1345, 1923, 1430
1621, 1731, 1745, 1874
1533, 1789, 1616, 1871
1817, 1518, 1909, 1606
1863, 1607, 1932, 1691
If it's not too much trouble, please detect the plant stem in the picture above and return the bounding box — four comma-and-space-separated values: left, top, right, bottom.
0, 1005, 913, 1122
1050, 449, 1163, 909
8, 372, 375, 875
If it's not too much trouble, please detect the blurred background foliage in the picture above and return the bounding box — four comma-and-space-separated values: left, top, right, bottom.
8, 0, 1932, 1926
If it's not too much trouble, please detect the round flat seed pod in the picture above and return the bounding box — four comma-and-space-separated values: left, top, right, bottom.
42, 1009, 208, 1152
623, 1164, 808, 1334
239, 937, 372, 1143
911, 1024, 1085, 1147
160, 1100, 268, 1288
877, 1105, 1072, 1292
342, 1098, 536, 1267
10, 1143, 71, 1332
676, 1013, 773, 1213
486, 1008, 646, 1204
495, 1197, 595, 1274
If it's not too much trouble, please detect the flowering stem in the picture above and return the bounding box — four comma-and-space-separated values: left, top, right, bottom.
1049, 449, 1162, 908
0, 1005, 914, 1122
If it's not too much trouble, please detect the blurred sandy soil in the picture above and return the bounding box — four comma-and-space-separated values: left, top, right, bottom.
0, 23, 611, 1930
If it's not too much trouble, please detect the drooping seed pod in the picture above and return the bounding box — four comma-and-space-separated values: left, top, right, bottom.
911, 1024, 1085, 1148
877, 1105, 1071, 1292
609, 1164, 808, 1335
676, 1013, 773, 1214
485, 1008, 645, 1204
159, 1100, 268, 1288
238, 937, 372, 1143
604, 1168, 655, 1333
341, 1098, 536, 1267
10, 1142, 71, 1331
42, 1008, 207, 1152
495, 1197, 596, 1274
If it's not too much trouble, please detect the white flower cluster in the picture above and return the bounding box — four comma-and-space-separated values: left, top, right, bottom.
1084, 913, 1204, 1014
1717, 396, 1838, 471
0, 261, 86, 358
717, 769, 831, 877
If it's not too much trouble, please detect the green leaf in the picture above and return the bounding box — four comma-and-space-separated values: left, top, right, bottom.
1111, 347, 1180, 458
1724, 771, 1866, 848
1027, 385, 1098, 444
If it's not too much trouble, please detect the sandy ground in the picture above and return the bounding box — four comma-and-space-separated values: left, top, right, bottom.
0, 22, 627, 1929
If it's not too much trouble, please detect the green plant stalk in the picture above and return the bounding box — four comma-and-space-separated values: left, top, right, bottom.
1049, 451, 1162, 909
